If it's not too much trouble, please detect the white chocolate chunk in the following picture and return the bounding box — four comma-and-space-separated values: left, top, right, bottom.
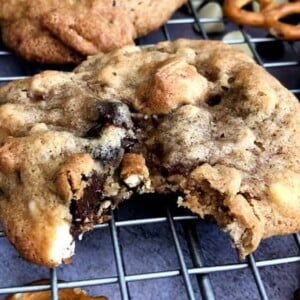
236, 127, 256, 148
201, 3, 224, 33
30, 71, 73, 94
188, 0, 203, 14
195, 2, 224, 34
124, 174, 143, 188
29, 123, 49, 134
223, 31, 253, 58
48, 222, 74, 264
269, 172, 300, 217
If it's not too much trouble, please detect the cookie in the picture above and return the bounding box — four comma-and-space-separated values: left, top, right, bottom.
0, 39, 299, 266
0, 0, 187, 64
6, 280, 108, 300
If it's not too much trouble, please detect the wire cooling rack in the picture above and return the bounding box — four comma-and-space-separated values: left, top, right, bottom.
0, 1, 300, 299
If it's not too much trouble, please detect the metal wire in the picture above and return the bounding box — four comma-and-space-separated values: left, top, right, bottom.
295, 233, 300, 249
183, 223, 215, 300
167, 209, 196, 300
50, 269, 58, 300
110, 212, 130, 300
247, 255, 269, 300
0, 0, 299, 299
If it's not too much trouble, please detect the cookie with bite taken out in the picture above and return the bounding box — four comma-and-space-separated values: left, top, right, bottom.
0, 39, 299, 266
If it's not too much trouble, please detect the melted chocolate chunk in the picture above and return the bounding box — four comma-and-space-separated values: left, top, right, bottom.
294, 289, 300, 300
167, 163, 193, 176
154, 142, 164, 158
121, 137, 136, 150
97, 100, 132, 128
86, 123, 104, 138
86, 100, 132, 138
0, 187, 4, 198
70, 173, 109, 237
207, 95, 221, 106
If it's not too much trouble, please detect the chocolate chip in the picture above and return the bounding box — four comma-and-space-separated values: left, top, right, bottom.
221, 85, 229, 91
97, 100, 132, 128
27, 92, 45, 101
81, 174, 88, 181
0, 187, 4, 198
228, 77, 235, 84
294, 288, 300, 300
85, 123, 104, 138
86, 100, 132, 138
16, 170, 22, 184
207, 95, 222, 106
70, 173, 108, 237
167, 163, 192, 176
121, 137, 136, 150
154, 142, 164, 158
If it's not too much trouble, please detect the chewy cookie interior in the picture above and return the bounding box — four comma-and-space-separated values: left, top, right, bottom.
0, 39, 299, 267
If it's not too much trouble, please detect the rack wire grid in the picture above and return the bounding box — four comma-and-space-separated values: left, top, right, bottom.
0, 0, 300, 299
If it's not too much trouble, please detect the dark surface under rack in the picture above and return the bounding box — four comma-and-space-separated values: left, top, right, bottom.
0, 1, 300, 299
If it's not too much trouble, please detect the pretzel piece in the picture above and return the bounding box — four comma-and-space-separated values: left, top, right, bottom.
224, 0, 273, 27
264, 2, 300, 40
6, 280, 108, 300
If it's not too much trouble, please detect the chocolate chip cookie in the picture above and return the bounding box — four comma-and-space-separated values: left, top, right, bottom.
0, 39, 299, 266
0, 0, 187, 64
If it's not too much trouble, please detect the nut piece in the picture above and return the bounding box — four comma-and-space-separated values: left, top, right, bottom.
120, 153, 150, 189
138, 57, 209, 114
55, 153, 96, 202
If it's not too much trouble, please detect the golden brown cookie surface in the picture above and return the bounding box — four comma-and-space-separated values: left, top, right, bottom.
0, 0, 186, 64
0, 39, 299, 266
6, 280, 108, 300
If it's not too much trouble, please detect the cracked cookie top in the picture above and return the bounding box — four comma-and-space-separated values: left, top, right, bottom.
0, 39, 299, 266
0, 0, 186, 64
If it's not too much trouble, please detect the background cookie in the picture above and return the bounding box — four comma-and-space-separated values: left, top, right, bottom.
0, 39, 299, 267
0, 0, 187, 64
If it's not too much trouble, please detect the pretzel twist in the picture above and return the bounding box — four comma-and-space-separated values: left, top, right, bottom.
223, 0, 300, 40
223, 0, 274, 27
6, 280, 108, 300
264, 2, 300, 40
